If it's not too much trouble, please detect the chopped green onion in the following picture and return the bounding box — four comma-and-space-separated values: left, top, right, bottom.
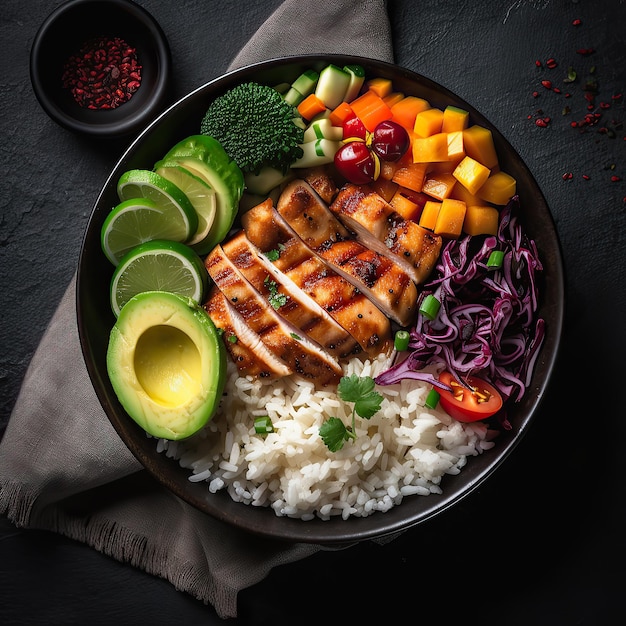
254, 416, 274, 435
424, 389, 440, 409
419, 294, 441, 320
487, 250, 504, 269
394, 330, 410, 351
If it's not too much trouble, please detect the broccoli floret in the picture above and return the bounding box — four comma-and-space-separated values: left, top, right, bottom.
200, 82, 304, 175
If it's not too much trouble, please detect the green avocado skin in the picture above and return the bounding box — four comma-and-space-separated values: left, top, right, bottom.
107, 290, 226, 441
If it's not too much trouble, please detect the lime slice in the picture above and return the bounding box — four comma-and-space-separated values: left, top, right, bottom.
110, 239, 209, 317
101, 197, 195, 265
116, 168, 198, 235
155, 165, 218, 255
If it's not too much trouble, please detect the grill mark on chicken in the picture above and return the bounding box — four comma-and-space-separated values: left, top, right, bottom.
205, 244, 343, 386
220, 231, 358, 360
330, 183, 442, 285
241, 200, 392, 357
203, 286, 292, 379
276, 180, 418, 326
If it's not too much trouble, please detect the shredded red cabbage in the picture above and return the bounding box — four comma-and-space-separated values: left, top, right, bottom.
375, 196, 545, 424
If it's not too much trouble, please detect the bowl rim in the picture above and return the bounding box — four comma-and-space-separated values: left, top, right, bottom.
77, 54, 565, 544
30, 0, 172, 137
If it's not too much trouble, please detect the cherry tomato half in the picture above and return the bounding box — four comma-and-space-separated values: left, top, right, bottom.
334, 141, 378, 184
437, 371, 503, 422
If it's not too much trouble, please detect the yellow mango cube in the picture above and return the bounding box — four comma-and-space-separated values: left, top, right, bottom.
477, 171, 517, 205
412, 133, 449, 163
414, 108, 444, 137
434, 198, 467, 238
422, 171, 457, 200
449, 180, 482, 206
419, 200, 441, 231
447, 130, 465, 161
463, 125, 499, 169
453, 156, 491, 195
442, 106, 470, 132
463, 205, 499, 236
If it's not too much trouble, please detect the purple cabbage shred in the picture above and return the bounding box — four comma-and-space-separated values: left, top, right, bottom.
375, 195, 545, 421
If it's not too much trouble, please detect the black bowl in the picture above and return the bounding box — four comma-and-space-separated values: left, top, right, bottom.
30, 0, 171, 138
77, 55, 564, 544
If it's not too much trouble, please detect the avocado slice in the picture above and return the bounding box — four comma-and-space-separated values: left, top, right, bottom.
155, 135, 245, 253
107, 290, 226, 440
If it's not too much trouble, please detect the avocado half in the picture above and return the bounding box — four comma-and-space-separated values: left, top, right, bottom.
107, 290, 226, 440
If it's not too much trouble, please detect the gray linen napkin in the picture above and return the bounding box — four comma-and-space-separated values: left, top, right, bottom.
0, 0, 393, 620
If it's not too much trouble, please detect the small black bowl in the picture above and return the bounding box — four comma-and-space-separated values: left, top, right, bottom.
30, 0, 171, 138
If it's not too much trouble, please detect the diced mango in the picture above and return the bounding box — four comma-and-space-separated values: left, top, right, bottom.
391, 161, 428, 192
463, 125, 499, 169
412, 133, 449, 163
463, 205, 499, 236
419, 200, 441, 231
383, 91, 405, 108
449, 180, 482, 206
477, 171, 517, 205
453, 156, 491, 195
434, 198, 467, 238
442, 106, 470, 132
366, 77, 393, 98
447, 130, 465, 161
422, 172, 457, 200
390, 96, 431, 131
390, 191, 421, 222
414, 108, 444, 137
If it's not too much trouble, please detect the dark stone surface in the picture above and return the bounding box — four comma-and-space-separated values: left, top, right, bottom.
2, 0, 625, 624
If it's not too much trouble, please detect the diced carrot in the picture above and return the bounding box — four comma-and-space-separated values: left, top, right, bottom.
414, 108, 444, 137
328, 101, 355, 127
463, 205, 499, 236
366, 77, 394, 98
391, 162, 428, 192
383, 91, 405, 108
412, 133, 449, 163
422, 172, 457, 201
371, 177, 399, 203
297, 93, 328, 121
453, 156, 491, 195
390, 190, 422, 222
442, 106, 470, 133
463, 125, 499, 169
419, 200, 441, 231
390, 96, 430, 131
350, 89, 393, 131
477, 171, 517, 205
434, 198, 467, 238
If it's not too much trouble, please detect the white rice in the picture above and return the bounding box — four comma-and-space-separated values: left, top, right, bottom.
157, 354, 498, 521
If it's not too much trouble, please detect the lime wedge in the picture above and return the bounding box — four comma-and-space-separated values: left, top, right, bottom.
116, 168, 198, 235
155, 165, 218, 255
101, 197, 195, 265
110, 239, 209, 317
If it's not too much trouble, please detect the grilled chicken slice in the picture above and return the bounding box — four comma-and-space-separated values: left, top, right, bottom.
316, 239, 418, 327
241, 200, 392, 357
302, 166, 338, 205
204, 286, 292, 379
205, 244, 343, 386
330, 183, 442, 285
221, 231, 358, 360
276, 180, 418, 326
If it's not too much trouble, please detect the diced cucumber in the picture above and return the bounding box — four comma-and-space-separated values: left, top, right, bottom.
291, 139, 342, 168
315, 64, 350, 109
303, 117, 343, 142
343, 64, 366, 102
283, 86, 304, 106
291, 69, 319, 97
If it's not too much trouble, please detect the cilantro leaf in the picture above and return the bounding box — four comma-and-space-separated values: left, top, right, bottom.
319, 375, 383, 452
319, 416, 351, 452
